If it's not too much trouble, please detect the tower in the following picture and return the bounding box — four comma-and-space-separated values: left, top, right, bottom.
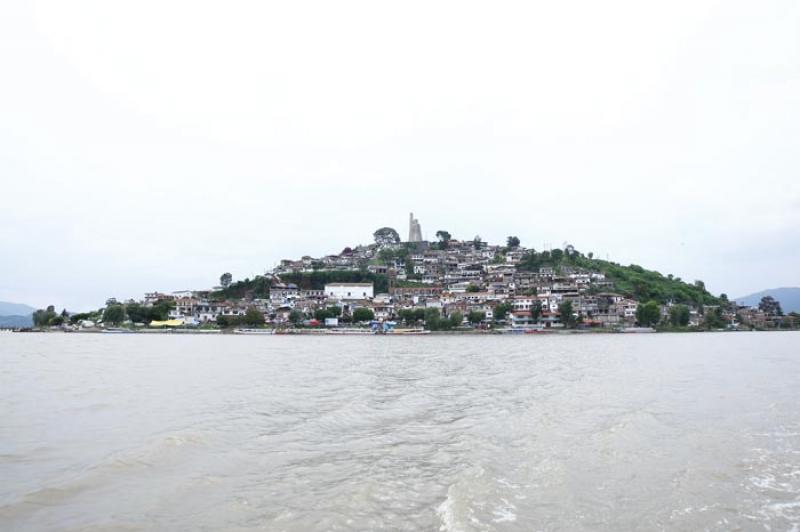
408, 213, 423, 242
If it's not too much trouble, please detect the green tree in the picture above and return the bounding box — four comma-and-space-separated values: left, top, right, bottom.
694, 280, 705, 291
244, 308, 265, 327
668, 304, 690, 327
352, 308, 375, 322
506, 236, 520, 249
398, 308, 414, 324
466, 283, 481, 293
636, 301, 661, 327
473, 236, 483, 250
399, 308, 425, 325
69, 312, 95, 324
702, 307, 727, 329
125, 303, 143, 323
405, 259, 416, 279
530, 300, 542, 321
378, 248, 396, 264
220, 272, 232, 288
32, 308, 54, 327
373, 227, 401, 245
449, 311, 464, 328
493, 303, 512, 322
758, 296, 783, 316
288, 310, 304, 325
33, 305, 59, 326
103, 304, 126, 325
216, 315, 230, 328
148, 300, 174, 322
435, 230, 452, 249
558, 301, 576, 328
550, 248, 564, 262
424, 307, 442, 330
467, 310, 486, 324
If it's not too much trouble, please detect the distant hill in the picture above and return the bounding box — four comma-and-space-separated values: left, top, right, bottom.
736, 287, 800, 313
0, 315, 33, 328
0, 301, 35, 328
0, 301, 36, 317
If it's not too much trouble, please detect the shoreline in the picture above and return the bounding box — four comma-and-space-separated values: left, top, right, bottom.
4, 327, 788, 336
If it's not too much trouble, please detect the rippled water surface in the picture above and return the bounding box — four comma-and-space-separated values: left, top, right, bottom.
1, 332, 799, 531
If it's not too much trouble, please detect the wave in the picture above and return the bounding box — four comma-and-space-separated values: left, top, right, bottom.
0, 429, 210, 523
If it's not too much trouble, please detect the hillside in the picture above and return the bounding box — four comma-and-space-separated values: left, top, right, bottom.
0, 315, 33, 328
215, 243, 722, 309
518, 251, 721, 306
0, 301, 35, 317
735, 287, 800, 314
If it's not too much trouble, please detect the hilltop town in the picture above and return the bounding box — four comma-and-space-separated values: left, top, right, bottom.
30, 214, 799, 333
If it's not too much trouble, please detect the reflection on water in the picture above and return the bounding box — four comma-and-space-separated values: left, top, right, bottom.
1, 332, 799, 530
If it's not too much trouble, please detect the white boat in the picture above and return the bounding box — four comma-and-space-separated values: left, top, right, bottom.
326, 328, 374, 335
387, 328, 431, 335
233, 328, 275, 335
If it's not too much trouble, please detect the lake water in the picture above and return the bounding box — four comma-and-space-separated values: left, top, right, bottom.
1, 332, 799, 531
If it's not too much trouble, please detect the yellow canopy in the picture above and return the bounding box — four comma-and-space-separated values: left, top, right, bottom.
149, 319, 184, 328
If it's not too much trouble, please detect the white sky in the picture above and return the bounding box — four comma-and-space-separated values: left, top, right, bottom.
1, 0, 798, 311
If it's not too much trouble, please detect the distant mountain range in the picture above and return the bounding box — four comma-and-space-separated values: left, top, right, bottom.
735, 287, 800, 314
0, 301, 35, 328
0, 301, 35, 316
0, 315, 33, 328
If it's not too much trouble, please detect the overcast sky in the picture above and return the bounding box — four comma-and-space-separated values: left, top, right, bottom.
1, 0, 798, 311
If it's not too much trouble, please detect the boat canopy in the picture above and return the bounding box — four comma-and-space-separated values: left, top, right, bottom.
149, 319, 184, 328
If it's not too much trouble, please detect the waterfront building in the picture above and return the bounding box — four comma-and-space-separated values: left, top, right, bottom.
325, 283, 374, 300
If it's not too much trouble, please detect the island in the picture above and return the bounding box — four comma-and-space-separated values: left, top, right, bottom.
24, 215, 799, 334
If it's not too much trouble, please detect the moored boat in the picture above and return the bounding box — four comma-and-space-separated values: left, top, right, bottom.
388, 328, 431, 335
326, 328, 374, 335
233, 328, 275, 335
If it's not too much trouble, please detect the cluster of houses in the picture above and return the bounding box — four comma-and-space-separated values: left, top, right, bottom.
112, 224, 790, 330
735, 303, 792, 330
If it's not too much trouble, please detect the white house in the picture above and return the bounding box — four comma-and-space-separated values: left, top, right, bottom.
622, 299, 639, 319
511, 297, 537, 311
325, 283, 374, 300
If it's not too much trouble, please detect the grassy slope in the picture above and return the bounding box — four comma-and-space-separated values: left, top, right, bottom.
570, 256, 721, 305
